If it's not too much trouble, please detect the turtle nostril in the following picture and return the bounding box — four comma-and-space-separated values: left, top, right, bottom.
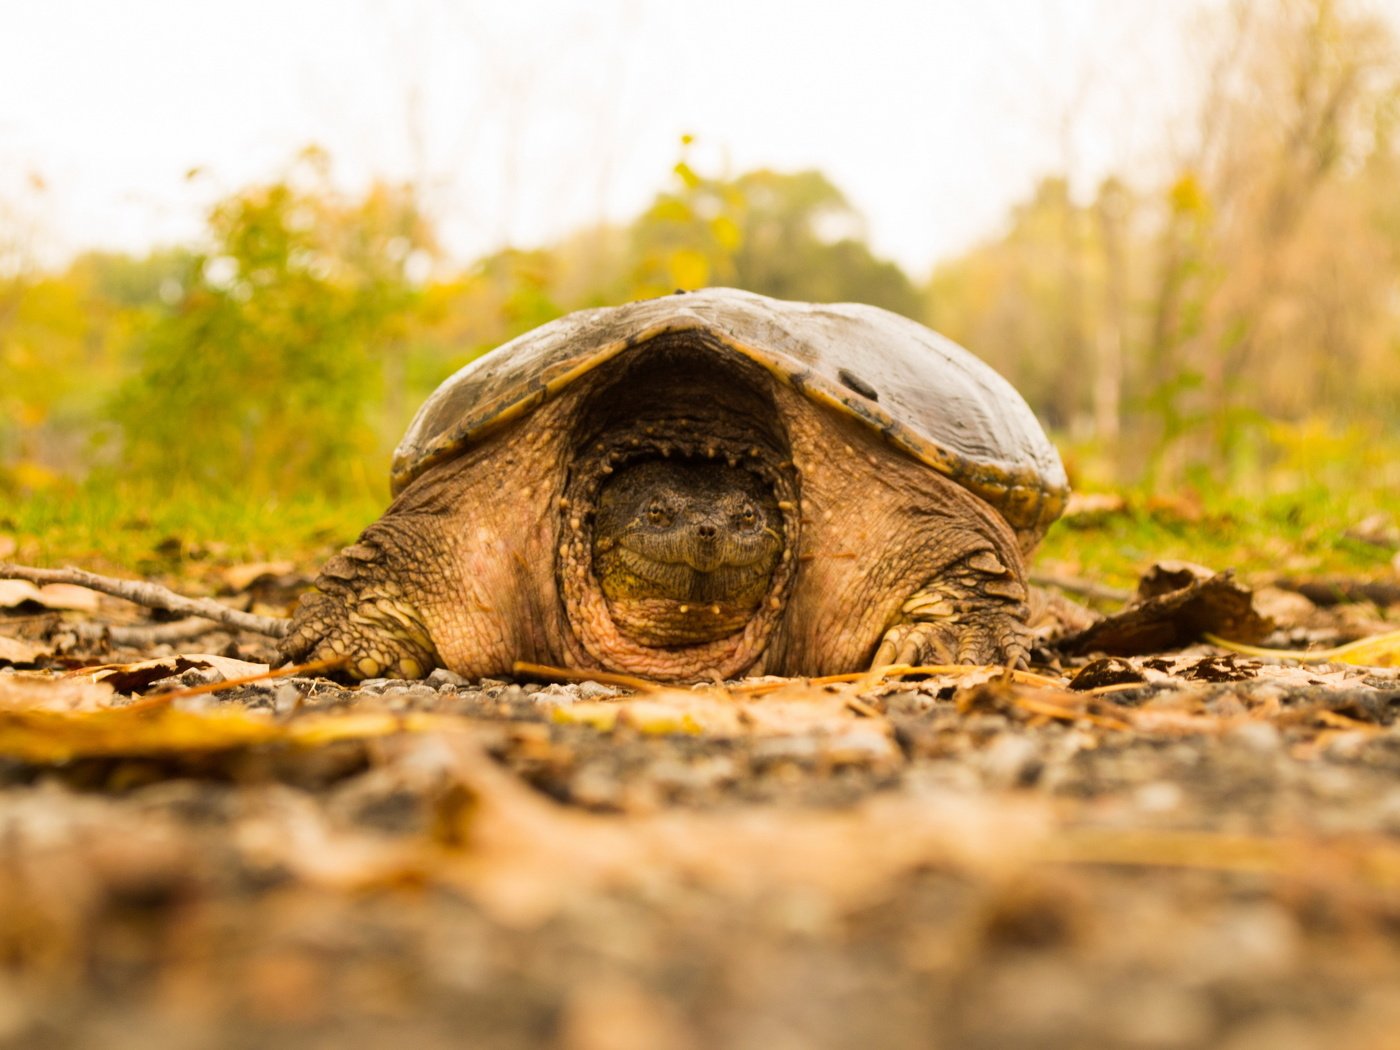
696, 523, 717, 540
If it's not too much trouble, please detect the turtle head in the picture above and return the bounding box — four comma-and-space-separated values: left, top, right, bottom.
591, 459, 784, 645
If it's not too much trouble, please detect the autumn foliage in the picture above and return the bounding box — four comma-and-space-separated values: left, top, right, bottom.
1, 0, 1397, 507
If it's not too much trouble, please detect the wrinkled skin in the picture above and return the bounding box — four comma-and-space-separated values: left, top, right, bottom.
592, 461, 784, 647
280, 348, 1031, 682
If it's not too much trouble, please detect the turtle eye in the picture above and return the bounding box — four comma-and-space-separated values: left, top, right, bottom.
735, 504, 758, 529
645, 502, 673, 526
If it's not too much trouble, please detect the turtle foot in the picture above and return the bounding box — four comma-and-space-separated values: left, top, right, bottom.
871, 549, 1031, 670
279, 540, 441, 681
871, 613, 1030, 670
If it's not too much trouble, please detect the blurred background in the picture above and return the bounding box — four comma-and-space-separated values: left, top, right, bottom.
2, 0, 1398, 538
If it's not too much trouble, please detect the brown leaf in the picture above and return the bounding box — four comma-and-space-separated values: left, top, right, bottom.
0, 674, 116, 712
0, 633, 52, 668
0, 580, 100, 612
220, 560, 298, 592
1067, 658, 1146, 691
79, 654, 270, 694
1136, 560, 1217, 600
1062, 492, 1127, 518
1056, 571, 1273, 657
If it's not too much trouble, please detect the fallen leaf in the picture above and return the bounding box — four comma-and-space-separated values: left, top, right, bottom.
1273, 577, 1400, 608
1063, 492, 1126, 518
1068, 658, 1145, 691
78, 653, 271, 693
0, 633, 51, 667
1057, 571, 1273, 657
0, 674, 117, 711
0, 580, 100, 612
220, 560, 298, 592
1345, 513, 1399, 550
1136, 560, 1217, 600
0, 700, 467, 763
1205, 629, 1400, 668
0, 706, 283, 762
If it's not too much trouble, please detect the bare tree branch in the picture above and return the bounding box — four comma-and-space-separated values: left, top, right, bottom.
71, 617, 224, 647
0, 563, 290, 638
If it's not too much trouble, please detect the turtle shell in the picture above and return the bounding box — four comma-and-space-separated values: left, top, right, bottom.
393, 288, 1069, 546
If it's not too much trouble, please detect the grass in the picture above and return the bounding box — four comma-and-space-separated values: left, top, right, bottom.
2, 479, 383, 580
1035, 484, 1399, 588
2, 475, 1396, 591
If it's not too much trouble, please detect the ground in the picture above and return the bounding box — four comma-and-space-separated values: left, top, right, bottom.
0, 498, 1398, 1050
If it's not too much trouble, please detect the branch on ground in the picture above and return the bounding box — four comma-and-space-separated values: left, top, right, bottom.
0, 562, 291, 638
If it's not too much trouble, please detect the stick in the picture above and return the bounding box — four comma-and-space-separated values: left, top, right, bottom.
511, 661, 657, 692
1029, 570, 1132, 604
0, 562, 290, 638
125, 656, 347, 711
73, 617, 223, 647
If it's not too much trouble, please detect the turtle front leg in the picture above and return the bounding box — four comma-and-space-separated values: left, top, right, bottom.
872, 549, 1031, 669
280, 530, 443, 681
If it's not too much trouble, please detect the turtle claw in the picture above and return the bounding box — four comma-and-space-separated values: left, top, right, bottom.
280, 536, 442, 681
871, 614, 1028, 671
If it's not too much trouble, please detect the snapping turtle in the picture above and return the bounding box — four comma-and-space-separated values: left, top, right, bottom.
281, 289, 1068, 681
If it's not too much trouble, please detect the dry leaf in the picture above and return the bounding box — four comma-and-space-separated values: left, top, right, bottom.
0, 706, 283, 762
1206, 629, 1400, 668
79, 653, 270, 693
1058, 571, 1272, 656
220, 560, 298, 592
0, 703, 467, 764
0, 673, 116, 711
0, 633, 52, 667
0, 580, 100, 612
1063, 492, 1126, 517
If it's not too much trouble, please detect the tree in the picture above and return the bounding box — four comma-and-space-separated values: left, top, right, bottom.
111, 151, 436, 497
629, 150, 920, 317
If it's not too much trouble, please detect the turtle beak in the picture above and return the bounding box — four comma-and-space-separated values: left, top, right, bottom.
684, 513, 728, 572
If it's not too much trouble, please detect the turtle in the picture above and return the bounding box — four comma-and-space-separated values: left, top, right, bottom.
280, 288, 1069, 682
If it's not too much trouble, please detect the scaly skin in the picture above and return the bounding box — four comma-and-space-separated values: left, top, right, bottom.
280, 406, 573, 680
761, 381, 1030, 673
282, 351, 1034, 681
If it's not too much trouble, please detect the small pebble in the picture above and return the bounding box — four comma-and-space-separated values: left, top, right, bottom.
530, 683, 581, 708
427, 668, 469, 689
575, 681, 620, 701
273, 683, 301, 715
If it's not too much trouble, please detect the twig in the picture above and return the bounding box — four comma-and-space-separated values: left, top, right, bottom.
0, 562, 290, 638
1029, 570, 1133, 604
125, 656, 348, 711
72, 617, 223, 647
511, 661, 657, 692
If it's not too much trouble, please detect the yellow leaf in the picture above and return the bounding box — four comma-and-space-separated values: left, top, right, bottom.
1205, 629, 1400, 667
673, 160, 701, 190
1168, 172, 1208, 216
666, 247, 710, 291
710, 214, 742, 252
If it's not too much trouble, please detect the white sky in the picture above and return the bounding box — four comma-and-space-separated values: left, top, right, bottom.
1, 0, 1215, 278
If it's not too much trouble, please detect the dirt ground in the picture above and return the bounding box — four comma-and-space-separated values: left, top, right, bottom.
1, 571, 1399, 1050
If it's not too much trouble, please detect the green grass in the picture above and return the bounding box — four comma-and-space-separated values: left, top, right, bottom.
2, 480, 384, 579
1034, 485, 1400, 588
3, 476, 1396, 593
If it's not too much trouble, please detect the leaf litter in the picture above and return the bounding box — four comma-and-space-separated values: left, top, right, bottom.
0, 560, 1398, 1047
